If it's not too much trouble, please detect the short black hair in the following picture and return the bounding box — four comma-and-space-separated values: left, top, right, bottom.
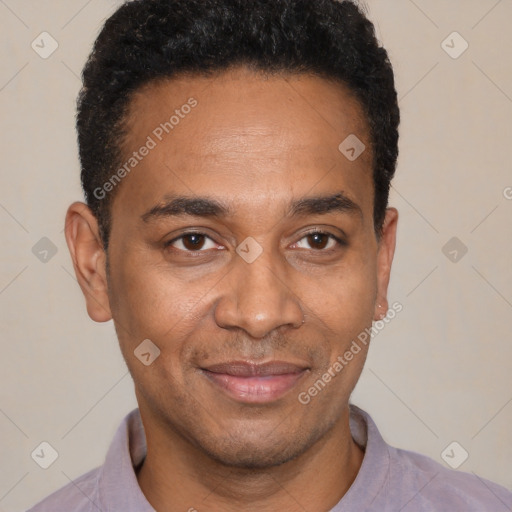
77, 0, 399, 250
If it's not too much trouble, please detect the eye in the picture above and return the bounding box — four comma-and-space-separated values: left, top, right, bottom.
293, 231, 345, 251
165, 232, 221, 252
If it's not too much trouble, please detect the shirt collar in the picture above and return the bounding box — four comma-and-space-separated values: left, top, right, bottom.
98, 408, 154, 511
96, 403, 390, 511
333, 403, 391, 510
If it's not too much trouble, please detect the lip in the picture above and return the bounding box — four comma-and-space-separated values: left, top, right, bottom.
200, 361, 309, 404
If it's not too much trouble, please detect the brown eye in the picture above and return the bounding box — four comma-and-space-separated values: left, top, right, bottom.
182, 234, 206, 250
166, 232, 219, 252
307, 232, 330, 250
294, 231, 342, 251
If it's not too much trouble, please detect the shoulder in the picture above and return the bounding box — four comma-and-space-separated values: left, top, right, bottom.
387, 445, 512, 510
26, 466, 101, 512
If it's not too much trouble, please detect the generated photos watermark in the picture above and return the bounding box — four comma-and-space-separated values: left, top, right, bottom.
298, 301, 403, 405
93, 97, 198, 200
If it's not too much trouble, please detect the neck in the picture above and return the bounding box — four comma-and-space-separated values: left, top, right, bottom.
136, 405, 364, 512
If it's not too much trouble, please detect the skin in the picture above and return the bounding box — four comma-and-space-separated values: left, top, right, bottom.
65, 66, 398, 512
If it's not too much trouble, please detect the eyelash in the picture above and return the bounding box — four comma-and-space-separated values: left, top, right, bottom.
164, 230, 347, 254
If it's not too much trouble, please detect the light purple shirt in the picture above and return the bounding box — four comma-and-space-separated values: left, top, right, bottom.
27, 404, 512, 511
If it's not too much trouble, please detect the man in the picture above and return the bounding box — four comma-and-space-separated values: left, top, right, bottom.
28, 0, 512, 510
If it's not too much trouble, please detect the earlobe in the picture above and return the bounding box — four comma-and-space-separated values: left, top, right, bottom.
64, 202, 113, 323
373, 207, 398, 321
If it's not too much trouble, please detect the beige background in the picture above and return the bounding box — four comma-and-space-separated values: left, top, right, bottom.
1, 1, 511, 510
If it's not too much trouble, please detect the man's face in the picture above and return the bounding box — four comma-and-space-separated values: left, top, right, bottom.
82, 67, 396, 468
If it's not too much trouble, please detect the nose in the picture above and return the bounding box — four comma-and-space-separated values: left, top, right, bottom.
214, 249, 304, 339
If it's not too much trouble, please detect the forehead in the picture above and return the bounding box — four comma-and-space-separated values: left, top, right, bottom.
113, 66, 374, 221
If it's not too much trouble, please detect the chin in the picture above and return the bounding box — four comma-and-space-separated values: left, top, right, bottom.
194, 423, 326, 470
204, 441, 304, 470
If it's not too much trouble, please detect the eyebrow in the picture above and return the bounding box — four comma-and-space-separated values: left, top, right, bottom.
289, 192, 363, 220
141, 192, 362, 223
141, 195, 230, 222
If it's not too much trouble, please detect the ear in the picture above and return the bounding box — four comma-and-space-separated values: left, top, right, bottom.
373, 207, 398, 321
64, 202, 112, 322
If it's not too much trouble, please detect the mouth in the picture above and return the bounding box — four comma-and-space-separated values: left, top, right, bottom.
200, 360, 310, 404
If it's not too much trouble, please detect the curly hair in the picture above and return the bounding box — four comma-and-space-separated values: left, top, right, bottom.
77, 0, 399, 250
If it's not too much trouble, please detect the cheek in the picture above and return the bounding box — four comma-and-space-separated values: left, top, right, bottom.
303, 249, 377, 333
109, 262, 204, 396
299, 260, 375, 404
111, 252, 200, 326
107, 254, 205, 372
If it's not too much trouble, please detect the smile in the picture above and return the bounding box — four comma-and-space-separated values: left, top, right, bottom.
200, 361, 310, 404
